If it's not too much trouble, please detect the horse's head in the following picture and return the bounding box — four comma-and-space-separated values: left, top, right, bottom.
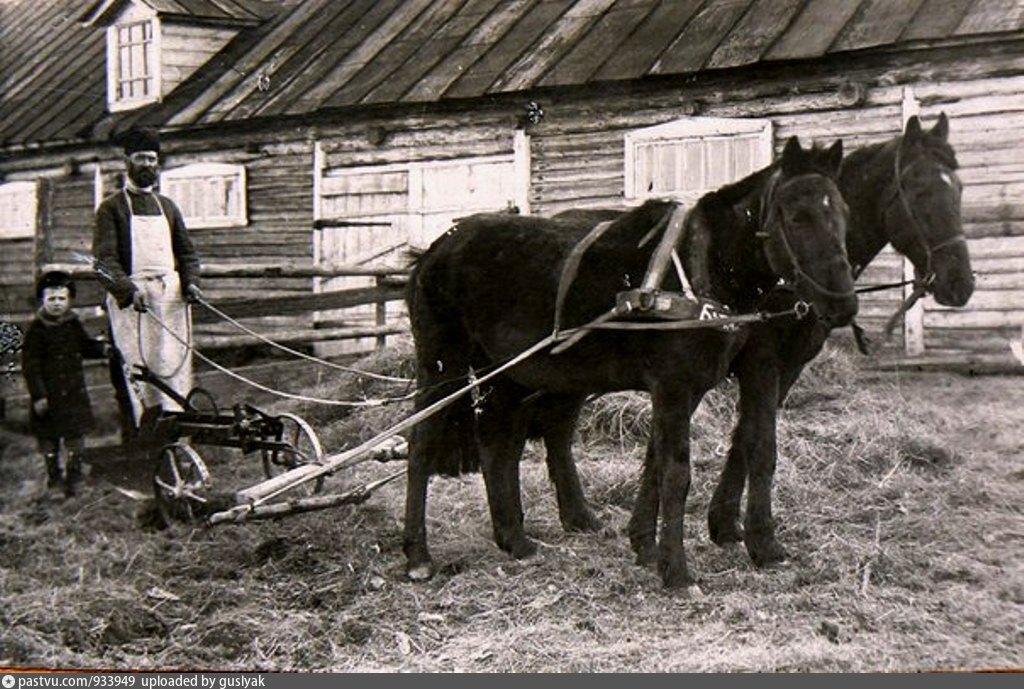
886, 113, 974, 307
759, 137, 858, 327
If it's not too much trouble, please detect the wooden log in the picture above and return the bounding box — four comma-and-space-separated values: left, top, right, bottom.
190, 283, 407, 323
926, 290, 1024, 310
40, 262, 411, 280
924, 326, 1020, 353
966, 235, 1024, 257
194, 324, 408, 349
200, 263, 409, 278
925, 309, 1023, 328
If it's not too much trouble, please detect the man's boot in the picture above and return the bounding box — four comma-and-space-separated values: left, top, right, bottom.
64, 451, 83, 498
44, 452, 63, 490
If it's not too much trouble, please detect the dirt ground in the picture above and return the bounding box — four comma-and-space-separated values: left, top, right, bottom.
0, 342, 1020, 672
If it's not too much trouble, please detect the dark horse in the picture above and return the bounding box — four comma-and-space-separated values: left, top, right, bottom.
542, 114, 974, 570
403, 137, 858, 589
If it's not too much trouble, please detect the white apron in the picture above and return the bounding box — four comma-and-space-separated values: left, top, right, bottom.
106, 191, 192, 424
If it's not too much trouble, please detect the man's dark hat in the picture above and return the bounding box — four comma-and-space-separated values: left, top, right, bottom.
36, 270, 76, 300
117, 126, 161, 156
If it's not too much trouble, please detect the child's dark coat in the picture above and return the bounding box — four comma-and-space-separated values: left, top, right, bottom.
22, 312, 107, 439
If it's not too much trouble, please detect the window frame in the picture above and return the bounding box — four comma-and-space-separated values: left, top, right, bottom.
624, 116, 774, 204
106, 16, 161, 111
160, 162, 248, 229
0, 181, 38, 240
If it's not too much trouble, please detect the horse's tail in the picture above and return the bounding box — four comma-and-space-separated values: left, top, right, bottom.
406, 251, 481, 477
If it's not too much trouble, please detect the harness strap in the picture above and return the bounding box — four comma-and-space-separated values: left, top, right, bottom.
883, 280, 931, 340
552, 219, 618, 337
552, 204, 688, 336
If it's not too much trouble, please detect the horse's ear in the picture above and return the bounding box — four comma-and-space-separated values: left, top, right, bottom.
903, 115, 923, 143
931, 112, 950, 141
780, 136, 803, 172
826, 139, 843, 174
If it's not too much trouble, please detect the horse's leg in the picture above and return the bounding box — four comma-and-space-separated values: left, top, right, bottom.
733, 356, 789, 568
708, 339, 772, 547
628, 442, 658, 565
630, 394, 702, 566
478, 392, 535, 559
538, 395, 602, 533
651, 386, 698, 590
403, 435, 435, 581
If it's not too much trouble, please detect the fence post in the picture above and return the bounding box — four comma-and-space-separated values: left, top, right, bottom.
375, 275, 387, 352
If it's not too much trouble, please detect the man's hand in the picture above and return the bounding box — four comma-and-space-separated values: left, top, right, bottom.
33, 398, 48, 416
185, 284, 204, 304
132, 290, 147, 312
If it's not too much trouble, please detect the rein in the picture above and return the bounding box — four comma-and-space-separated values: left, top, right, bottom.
142, 309, 413, 408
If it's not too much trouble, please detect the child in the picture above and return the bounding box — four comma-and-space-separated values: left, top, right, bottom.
22, 271, 110, 497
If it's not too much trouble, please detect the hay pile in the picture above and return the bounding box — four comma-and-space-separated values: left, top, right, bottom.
0, 338, 1020, 671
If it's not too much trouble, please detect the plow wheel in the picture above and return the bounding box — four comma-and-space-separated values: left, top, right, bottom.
153, 441, 211, 525
184, 386, 220, 416
261, 412, 326, 495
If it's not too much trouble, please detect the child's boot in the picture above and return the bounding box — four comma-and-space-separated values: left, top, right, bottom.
44, 452, 63, 490
64, 451, 83, 498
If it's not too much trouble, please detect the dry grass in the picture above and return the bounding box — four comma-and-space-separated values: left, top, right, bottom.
0, 338, 1021, 671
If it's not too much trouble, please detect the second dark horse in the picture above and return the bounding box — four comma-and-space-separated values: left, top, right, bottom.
545, 114, 974, 571
403, 138, 858, 589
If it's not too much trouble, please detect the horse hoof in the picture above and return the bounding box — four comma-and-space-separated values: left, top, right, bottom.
708, 518, 744, 547
561, 511, 603, 534
406, 562, 435, 582
634, 544, 658, 567
748, 541, 789, 568
508, 537, 538, 560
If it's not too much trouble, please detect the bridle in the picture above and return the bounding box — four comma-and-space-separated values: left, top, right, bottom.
878, 143, 968, 338
757, 170, 856, 303
883, 143, 967, 287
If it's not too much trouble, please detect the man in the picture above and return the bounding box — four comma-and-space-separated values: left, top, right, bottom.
92, 126, 203, 432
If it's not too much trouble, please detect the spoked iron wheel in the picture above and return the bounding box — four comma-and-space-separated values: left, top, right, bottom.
260, 412, 326, 495
153, 441, 211, 525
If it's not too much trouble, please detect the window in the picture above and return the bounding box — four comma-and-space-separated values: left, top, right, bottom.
161, 163, 247, 229
625, 117, 773, 204
0, 181, 37, 240
107, 18, 160, 109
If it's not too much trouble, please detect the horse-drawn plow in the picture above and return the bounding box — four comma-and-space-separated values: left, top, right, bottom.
131, 365, 409, 528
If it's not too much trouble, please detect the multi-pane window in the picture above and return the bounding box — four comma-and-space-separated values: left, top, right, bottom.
107, 19, 159, 109
161, 163, 247, 229
625, 117, 774, 204
0, 181, 37, 240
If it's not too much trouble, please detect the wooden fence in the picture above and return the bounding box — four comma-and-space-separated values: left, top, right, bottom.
19, 262, 411, 352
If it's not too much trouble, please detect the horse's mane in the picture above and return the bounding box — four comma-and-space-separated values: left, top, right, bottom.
704, 165, 774, 208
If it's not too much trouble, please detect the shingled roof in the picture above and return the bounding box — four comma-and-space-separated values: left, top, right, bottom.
2, 0, 1023, 150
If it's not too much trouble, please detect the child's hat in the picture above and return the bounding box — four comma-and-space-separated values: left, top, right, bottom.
36, 270, 76, 299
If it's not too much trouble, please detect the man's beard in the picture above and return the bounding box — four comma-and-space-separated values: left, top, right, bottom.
129, 168, 157, 188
